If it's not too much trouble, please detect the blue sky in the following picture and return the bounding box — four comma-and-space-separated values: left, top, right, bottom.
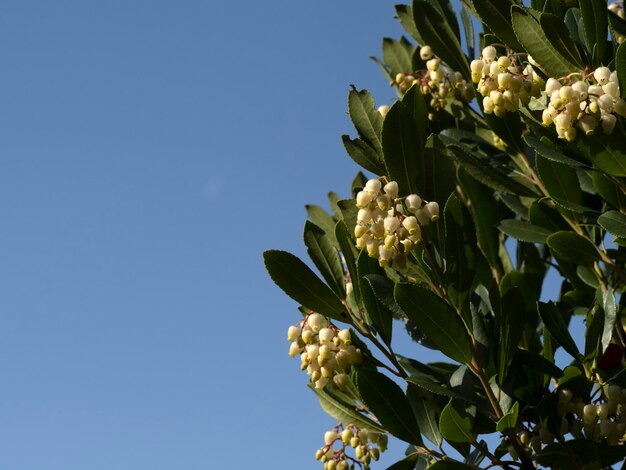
0, 2, 573, 469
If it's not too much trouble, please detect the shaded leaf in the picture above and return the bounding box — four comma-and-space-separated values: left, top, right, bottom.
361, 275, 394, 345
395, 283, 473, 363
579, 0, 608, 64
407, 385, 443, 446
303, 221, 345, 297
355, 368, 422, 445
348, 88, 383, 155
439, 399, 474, 443
536, 154, 582, 205
382, 36, 414, 77
341, 135, 386, 175
498, 219, 552, 244
472, 0, 522, 50
538, 301, 582, 359
524, 135, 587, 169
263, 250, 347, 321
598, 210, 626, 238
546, 231, 600, 266
310, 386, 384, 433
496, 401, 519, 432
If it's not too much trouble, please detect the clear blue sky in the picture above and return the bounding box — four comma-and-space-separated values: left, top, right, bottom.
0, 2, 569, 469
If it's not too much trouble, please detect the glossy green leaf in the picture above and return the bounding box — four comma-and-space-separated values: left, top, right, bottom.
407, 385, 443, 446
498, 219, 552, 243
579, 0, 607, 64
458, 168, 501, 270
575, 130, 626, 176
395, 284, 473, 363
448, 144, 537, 197
602, 289, 617, 353
539, 13, 585, 68
395, 4, 423, 43
348, 88, 383, 156
524, 135, 587, 169
355, 368, 422, 445
382, 36, 414, 77
335, 221, 360, 306
444, 194, 476, 308
496, 401, 519, 432
617, 42, 626, 98
386, 454, 419, 470
361, 275, 394, 345
439, 399, 474, 443
310, 386, 384, 433
303, 221, 345, 298
538, 301, 582, 359
536, 154, 582, 205
420, 134, 457, 208
472, 0, 522, 50
598, 210, 626, 238
427, 462, 476, 470
381, 86, 427, 195
263, 250, 347, 322
341, 135, 386, 175
498, 287, 526, 385
305, 204, 338, 245
547, 231, 600, 266
512, 6, 583, 77
412, 0, 470, 79
592, 172, 625, 210
460, 6, 475, 58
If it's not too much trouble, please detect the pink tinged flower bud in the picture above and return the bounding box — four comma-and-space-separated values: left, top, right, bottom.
420, 45, 433, 60
482, 46, 497, 62
602, 114, 617, 134
377, 105, 390, 117
383, 181, 398, 199
287, 325, 302, 341
594, 66, 612, 85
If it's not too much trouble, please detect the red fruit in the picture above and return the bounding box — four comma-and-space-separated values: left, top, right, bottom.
598, 343, 624, 370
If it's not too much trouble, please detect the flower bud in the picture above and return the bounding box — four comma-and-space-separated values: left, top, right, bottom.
318, 328, 334, 344
289, 341, 303, 357
324, 431, 338, 445
384, 216, 400, 234
405, 194, 422, 212
583, 404, 597, 423
365, 178, 382, 194
341, 428, 353, 444
420, 45, 433, 60
594, 66, 611, 85
597, 402, 610, 420
287, 325, 302, 341
377, 105, 390, 117
424, 201, 440, 221
482, 46, 497, 62
558, 388, 573, 403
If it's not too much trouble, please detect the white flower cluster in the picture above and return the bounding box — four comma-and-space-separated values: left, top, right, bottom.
609, 2, 625, 43
354, 178, 439, 268
287, 313, 362, 390
541, 67, 626, 140
509, 385, 626, 461
471, 46, 544, 117
392, 45, 474, 111
315, 423, 388, 470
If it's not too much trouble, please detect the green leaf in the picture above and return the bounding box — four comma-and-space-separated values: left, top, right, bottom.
341, 135, 386, 175
536, 154, 582, 205
395, 284, 473, 363
472, 0, 523, 50
592, 172, 625, 210
263, 250, 347, 322
498, 287, 527, 385
460, 6, 475, 58
361, 275, 394, 346
355, 368, 422, 445
539, 13, 585, 68
407, 385, 443, 446
457, 169, 501, 270
496, 401, 519, 432
348, 88, 383, 156
427, 462, 476, 470
602, 289, 617, 354
498, 219, 552, 243
448, 144, 537, 197
617, 42, 626, 99
574, 130, 626, 177
439, 399, 474, 443
598, 210, 626, 238
381, 86, 427, 195
524, 135, 587, 169
386, 454, 419, 470
538, 301, 582, 359
420, 134, 457, 208
395, 4, 423, 43
382, 36, 414, 77
579, 0, 608, 64
514, 349, 564, 378
412, 0, 470, 79
310, 386, 385, 433
444, 194, 476, 308
511, 6, 583, 77
546, 231, 600, 266
334, 221, 360, 306
305, 204, 338, 246
303, 221, 345, 298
